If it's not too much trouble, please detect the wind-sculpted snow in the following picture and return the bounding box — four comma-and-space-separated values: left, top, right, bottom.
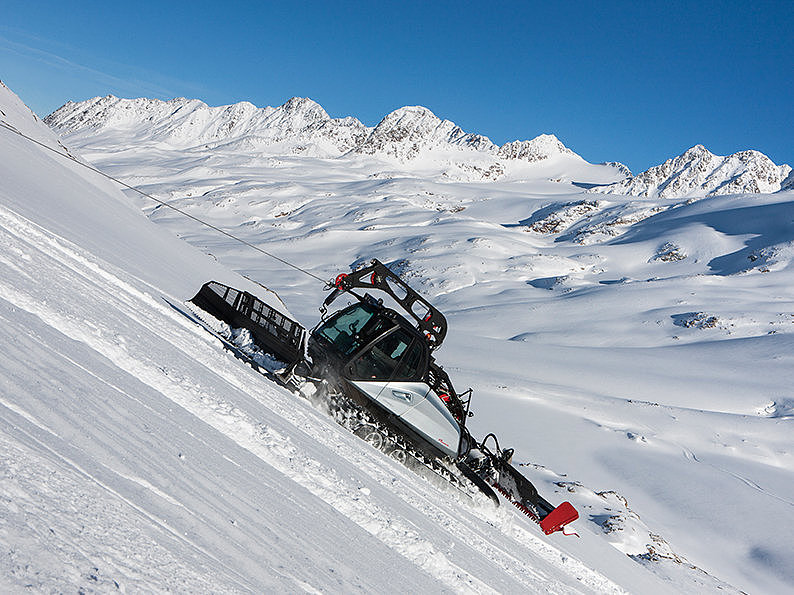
591, 144, 791, 198
4, 80, 794, 592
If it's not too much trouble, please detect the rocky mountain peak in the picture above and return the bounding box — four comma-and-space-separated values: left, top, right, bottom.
279, 96, 328, 120
497, 134, 576, 163
591, 144, 791, 198
353, 105, 496, 160
682, 144, 710, 158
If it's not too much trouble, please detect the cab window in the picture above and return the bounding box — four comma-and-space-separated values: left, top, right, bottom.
317, 305, 375, 355
317, 304, 395, 357
351, 329, 424, 381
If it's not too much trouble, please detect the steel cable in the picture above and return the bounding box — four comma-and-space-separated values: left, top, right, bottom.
0, 120, 328, 283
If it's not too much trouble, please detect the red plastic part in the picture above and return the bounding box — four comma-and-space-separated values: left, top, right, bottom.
539, 501, 579, 535
334, 273, 349, 289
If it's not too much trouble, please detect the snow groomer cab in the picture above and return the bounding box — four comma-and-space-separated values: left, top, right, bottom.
306, 260, 472, 461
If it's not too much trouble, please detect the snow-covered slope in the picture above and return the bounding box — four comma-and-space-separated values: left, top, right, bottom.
47, 89, 794, 594
0, 83, 714, 593
591, 144, 791, 198
4, 80, 793, 592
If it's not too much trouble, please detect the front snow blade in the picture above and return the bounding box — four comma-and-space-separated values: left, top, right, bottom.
539, 501, 578, 535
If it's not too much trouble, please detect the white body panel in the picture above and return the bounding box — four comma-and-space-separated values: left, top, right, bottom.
350, 381, 461, 458
350, 381, 429, 416
400, 389, 461, 459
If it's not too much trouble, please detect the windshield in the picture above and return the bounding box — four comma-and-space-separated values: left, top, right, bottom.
316, 304, 391, 356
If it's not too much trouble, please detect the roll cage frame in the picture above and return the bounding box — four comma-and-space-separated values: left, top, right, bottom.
315, 260, 472, 426
322, 259, 447, 350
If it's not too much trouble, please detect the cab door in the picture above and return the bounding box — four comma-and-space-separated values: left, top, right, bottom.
347, 327, 428, 416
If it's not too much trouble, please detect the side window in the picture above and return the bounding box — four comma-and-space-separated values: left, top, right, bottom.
351, 329, 423, 380
394, 340, 423, 380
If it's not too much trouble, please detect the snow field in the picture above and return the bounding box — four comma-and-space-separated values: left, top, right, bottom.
0, 161, 635, 591
3, 81, 793, 592
95, 147, 793, 592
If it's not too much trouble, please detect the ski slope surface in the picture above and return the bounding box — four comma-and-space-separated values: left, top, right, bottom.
2, 83, 793, 593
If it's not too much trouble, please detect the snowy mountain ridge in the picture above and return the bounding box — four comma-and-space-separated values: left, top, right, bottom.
46, 94, 790, 195
591, 143, 792, 198
45, 94, 594, 173
45, 94, 370, 155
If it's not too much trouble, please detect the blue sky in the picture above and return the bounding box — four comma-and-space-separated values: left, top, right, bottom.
1, 1, 791, 172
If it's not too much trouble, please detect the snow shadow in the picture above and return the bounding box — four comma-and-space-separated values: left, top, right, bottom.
503, 203, 567, 228
527, 276, 567, 290
612, 200, 794, 276
598, 277, 630, 285
749, 546, 794, 584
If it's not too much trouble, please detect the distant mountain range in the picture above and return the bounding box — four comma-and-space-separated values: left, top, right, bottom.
592, 144, 792, 198
45, 96, 579, 165
46, 95, 791, 196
